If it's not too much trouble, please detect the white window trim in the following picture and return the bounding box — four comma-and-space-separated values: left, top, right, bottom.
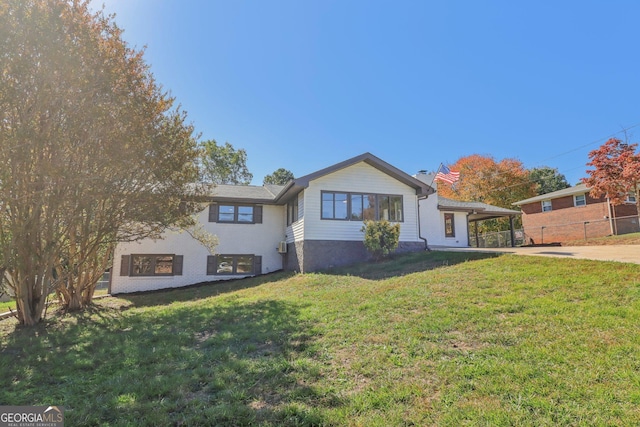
625, 192, 637, 204
541, 200, 552, 212
574, 194, 586, 207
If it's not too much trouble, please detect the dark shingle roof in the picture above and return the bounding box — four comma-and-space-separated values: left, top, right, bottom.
203, 153, 436, 204
438, 196, 521, 221
206, 184, 285, 203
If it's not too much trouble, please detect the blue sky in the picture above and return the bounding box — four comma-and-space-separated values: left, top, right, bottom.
93, 0, 640, 186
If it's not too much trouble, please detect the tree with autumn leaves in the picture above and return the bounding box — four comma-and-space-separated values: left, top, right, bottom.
583, 137, 640, 211
437, 155, 537, 231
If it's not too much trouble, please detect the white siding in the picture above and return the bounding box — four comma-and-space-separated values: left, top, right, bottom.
419, 196, 469, 247
111, 204, 286, 293
286, 190, 304, 243
302, 162, 421, 242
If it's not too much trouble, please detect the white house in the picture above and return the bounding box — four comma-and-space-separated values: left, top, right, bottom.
110, 153, 518, 294
415, 173, 522, 248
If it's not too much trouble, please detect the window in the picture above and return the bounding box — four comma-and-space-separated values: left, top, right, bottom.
219, 205, 253, 222
207, 254, 261, 275
350, 194, 376, 220
321, 192, 403, 222
627, 192, 637, 203
218, 205, 236, 222
574, 194, 586, 207
237, 206, 254, 222
377, 195, 403, 222
444, 213, 455, 238
208, 204, 262, 224
287, 195, 299, 226
121, 254, 183, 277
542, 200, 552, 212
322, 192, 348, 220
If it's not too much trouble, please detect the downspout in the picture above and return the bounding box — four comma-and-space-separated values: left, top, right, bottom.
417, 196, 430, 251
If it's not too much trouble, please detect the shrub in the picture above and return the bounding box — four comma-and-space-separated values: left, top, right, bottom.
361, 220, 401, 261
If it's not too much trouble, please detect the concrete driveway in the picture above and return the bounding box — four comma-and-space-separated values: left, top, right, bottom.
437, 245, 640, 265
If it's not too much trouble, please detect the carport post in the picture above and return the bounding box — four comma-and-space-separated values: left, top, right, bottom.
509, 215, 515, 247
474, 220, 480, 248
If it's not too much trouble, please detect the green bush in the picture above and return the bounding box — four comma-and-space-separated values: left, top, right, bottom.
361, 220, 400, 261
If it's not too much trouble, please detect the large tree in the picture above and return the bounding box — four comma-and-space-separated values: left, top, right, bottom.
0, 0, 202, 325
529, 166, 570, 196
200, 140, 253, 185
583, 137, 640, 208
263, 168, 295, 185
438, 155, 536, 206
438, 154, 536, 231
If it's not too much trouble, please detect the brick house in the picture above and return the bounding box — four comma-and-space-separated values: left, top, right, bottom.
513, 183, 639, 243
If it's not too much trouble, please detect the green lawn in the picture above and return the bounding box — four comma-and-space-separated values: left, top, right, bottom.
563, 231, 640, 246
1, 251, 639, 426
0, 299, 15, 313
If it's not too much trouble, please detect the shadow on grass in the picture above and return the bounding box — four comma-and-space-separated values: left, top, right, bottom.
0, 296, 338, 426
326, 250, 502, 280
114, 251, 498, 309
117, 270, 296, 309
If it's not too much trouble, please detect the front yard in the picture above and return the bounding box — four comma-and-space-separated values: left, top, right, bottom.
1, 251, 639, 426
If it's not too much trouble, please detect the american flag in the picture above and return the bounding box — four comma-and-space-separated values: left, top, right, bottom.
434, 164, 460, 184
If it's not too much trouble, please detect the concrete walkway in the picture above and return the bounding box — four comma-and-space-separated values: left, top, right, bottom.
436, 245, 640, 265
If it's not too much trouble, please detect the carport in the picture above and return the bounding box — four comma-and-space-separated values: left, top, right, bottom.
437, 197, 522, 247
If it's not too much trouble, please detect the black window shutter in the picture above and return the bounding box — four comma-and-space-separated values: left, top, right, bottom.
253, 255, 262, 275
173, 255, 183, 275
208, 204, 218, 222
206, 255, 216, 275
120, 255, 130, 276
254, 206, 263, 224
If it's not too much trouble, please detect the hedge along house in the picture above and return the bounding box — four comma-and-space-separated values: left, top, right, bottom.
513, 183, 640, 244
110, 153, 516, 294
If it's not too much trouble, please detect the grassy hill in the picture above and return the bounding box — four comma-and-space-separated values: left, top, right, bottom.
1, 251, 639, 426
563, 231, 640, 246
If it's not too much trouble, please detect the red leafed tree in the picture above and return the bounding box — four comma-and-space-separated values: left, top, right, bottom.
583, 138, 640, 209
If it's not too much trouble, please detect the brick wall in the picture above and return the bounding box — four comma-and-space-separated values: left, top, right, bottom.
521, 196, 639, 243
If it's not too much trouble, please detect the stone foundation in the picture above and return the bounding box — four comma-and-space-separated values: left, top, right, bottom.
284, 240, 425, 273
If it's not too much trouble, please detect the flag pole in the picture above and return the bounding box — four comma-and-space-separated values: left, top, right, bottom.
428, 163, 443, 188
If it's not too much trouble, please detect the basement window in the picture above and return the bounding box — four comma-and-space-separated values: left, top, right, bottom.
121, 254, 183, 277
207, 254, 262, 275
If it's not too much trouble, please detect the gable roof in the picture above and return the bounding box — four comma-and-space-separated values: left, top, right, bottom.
438, 196, 521, 221
512, 183, 589, 206
204, 153, 435, 204
276, 152, 435, 202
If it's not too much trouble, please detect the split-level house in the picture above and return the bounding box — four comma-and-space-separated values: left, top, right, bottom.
513, 183, 640, 243
110, 153, 519, 294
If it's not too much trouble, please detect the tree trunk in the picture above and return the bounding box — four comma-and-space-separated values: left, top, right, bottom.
66, 291, 83, 312
16, 286, 46, 326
